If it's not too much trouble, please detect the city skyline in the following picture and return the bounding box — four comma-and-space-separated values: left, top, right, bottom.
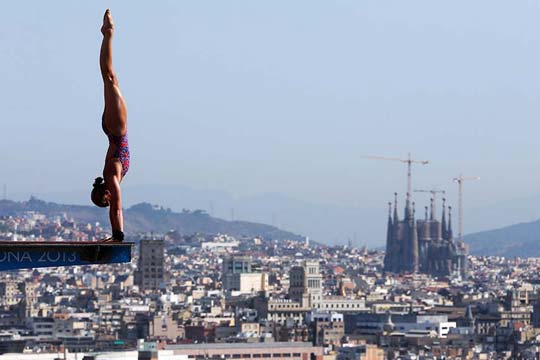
0, 210, 537, 358
3, 1, 540, 245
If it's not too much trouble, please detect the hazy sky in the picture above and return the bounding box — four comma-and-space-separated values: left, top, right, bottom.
2, 1, 540, 242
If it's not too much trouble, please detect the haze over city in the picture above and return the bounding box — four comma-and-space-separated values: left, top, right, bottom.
3, 1, 540, 245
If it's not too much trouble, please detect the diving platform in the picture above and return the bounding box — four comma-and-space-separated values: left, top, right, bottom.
0, 241, 133, 271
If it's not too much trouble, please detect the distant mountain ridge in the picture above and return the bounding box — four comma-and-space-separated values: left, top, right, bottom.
465, 219, 540, 257
20, 185, 388, 246
7, 197, 540, 257
0, 198, 304, 241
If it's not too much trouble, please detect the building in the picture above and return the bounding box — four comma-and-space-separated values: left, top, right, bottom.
289, 260, 323, 308
257, 260, 366, 325
337, 344, 385, 360
226, 273, 268, 294
344, 313, 456, 338
500, 289, 533, 328
0, 281, 20, 306
223, 255, 253, 274
165, 341, 323, 360
222, 255, 268, 294
135, 239, 165, 291
384, 194, 468, 278
312, 316, 345, 346
28, 317, 55, 340
20, 281, 37, 318
149, 314, 183, 340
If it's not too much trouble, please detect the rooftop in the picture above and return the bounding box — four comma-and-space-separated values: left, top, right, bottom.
166, 342, 317, 350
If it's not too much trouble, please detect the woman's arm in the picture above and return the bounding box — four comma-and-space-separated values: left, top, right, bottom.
105, 169, 124, 241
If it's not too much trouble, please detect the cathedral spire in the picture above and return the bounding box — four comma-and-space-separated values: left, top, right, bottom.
424, 206, 428, 221
404, 192, 412, 220
411, 202, 419, 273
393, 193, 399, 223
387, 202, 393, 227
448, 206, 454, 241
384, 202, 394, 272
429, 198, 435, 220
441, 198, 447, 239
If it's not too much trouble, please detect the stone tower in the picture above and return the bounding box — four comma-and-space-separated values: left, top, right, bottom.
289, 260, 323, 308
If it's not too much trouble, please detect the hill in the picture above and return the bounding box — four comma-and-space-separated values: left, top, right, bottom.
0, 197, 304, 241
465, 219, 540, 257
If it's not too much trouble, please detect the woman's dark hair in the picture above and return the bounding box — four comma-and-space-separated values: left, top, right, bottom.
91, 177, 109, 208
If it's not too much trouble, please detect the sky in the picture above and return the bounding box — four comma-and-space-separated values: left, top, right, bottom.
2, 1, 540, 245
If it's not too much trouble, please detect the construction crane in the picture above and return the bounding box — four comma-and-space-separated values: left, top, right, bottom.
413, 188, 446, 219
362, 153, 429, 195
452, 174, 480, 241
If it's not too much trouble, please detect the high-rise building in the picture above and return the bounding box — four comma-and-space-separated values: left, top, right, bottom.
136, 239, 165, 291
384, 194, 468, 278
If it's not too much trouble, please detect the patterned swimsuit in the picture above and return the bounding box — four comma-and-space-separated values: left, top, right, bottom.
103, 123, 130, 177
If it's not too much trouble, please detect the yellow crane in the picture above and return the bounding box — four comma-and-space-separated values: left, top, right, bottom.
362, 153, 429, 195
452, 174, 480, 242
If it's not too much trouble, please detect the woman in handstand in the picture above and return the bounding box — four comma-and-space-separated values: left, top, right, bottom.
91, 9, 130, 242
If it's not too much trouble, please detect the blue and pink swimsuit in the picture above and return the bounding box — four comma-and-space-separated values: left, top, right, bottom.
103, 124, 130, 177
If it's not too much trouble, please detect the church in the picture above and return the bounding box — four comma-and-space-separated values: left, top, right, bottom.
384, 193, 468, 278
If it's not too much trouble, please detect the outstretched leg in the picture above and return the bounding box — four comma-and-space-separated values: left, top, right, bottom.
101, 9, 127, 136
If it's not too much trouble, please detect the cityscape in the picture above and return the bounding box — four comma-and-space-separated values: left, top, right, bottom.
4, 1, 540, 360
0, 202, 539, 360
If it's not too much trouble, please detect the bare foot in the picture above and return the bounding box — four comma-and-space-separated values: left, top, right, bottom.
101, 9, 114, 36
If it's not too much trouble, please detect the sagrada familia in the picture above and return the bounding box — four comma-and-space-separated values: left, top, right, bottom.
384, 193, 468, 278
